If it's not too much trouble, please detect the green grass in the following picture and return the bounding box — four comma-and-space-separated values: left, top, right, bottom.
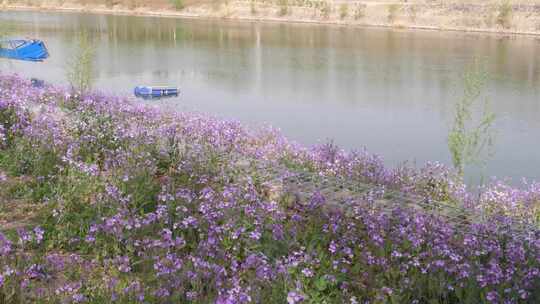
339, 3, 348, 20
170, 0, 184, 10
278, 0, 289, 16
497, 0, 512, 29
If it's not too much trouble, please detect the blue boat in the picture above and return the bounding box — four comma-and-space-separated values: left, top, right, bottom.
134, 86, 179, 99
31, 78, 45, 88
0, 39, 49, 62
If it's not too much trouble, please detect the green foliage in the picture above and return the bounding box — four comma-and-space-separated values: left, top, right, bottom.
320, 1, 331, 19
339, 3, 348, 20
387, 4, 400, 24
448, 62, 496, 177
170, 0, 184, 10
497, 0, 512, 29
353, 3, 366, 20
278, 0, 288, 16
65, 31, 96, 94
42, 169, 105, 251
0, 138, 60, 180
250, 0, 257, 15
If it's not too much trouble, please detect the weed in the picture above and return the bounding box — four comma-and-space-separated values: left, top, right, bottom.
388, 4, 400, 24
448, 61, 496, 177
65, 31, 96, 94
339, 3, 348, 20
250, 0, 257, 15
353, 3, 365, 20
496, 0, 512, 29
278, 0, 288, 16
170, 0, 184, 10
320, 1, 331, 19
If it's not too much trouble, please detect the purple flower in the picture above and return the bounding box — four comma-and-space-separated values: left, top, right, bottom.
287, 291, 305, 304
33, 227, 44, 244
301, 268, 314, 278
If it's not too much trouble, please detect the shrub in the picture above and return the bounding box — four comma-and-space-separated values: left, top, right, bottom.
170, 0, 184, 10
448, 62, 495, 177
65, 31, 96, 95
320, 1, 331, 19
387, 4, 400, 24
353, 3, 366, 20
278, 0, 288, 16
250, 0, 257, 15
496, 0, 512, 29
339, 3, 348, 20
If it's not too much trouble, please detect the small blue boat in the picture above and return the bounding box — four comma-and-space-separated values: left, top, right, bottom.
31, 78, 45, 88
134, 86, 179, 99
0, 39, 49, 62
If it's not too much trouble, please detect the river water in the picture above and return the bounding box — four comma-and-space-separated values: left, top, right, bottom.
1, 10, 540, 184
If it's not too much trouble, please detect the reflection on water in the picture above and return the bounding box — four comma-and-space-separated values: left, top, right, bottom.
1, 11, 540, 184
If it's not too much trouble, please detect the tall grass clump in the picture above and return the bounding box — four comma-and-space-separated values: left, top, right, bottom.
448, 62, 496, 177
250, 0, 257, 15
496, 0, 513, 29
320, 1, 331, 19
353, 3, 365, 20
278, 0, 288, 16
170, 0, 184, 10
65, 31, 96, 95
339, 3, 348, 20
387, 4, 400, 24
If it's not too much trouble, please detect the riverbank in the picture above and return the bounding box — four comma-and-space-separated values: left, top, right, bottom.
2, 74, 540, 303
2, 0, 540, 36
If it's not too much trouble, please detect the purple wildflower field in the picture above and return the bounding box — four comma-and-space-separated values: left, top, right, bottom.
1, 73, 540, 303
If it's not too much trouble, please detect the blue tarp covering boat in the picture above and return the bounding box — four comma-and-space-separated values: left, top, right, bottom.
31, 78, 45, 88
134, 86, 179, 99
0, 39, 49, 62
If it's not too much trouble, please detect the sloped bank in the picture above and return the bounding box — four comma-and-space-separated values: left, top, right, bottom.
1, 74, 540, 303
3, 0, 540, 36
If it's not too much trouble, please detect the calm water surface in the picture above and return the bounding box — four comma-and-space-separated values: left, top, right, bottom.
1, 11, 540, 184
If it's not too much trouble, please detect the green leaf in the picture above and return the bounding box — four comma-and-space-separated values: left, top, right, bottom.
315, 277, 328, 292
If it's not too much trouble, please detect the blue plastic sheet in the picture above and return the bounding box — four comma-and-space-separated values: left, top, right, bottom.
0, 39, 49, 62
